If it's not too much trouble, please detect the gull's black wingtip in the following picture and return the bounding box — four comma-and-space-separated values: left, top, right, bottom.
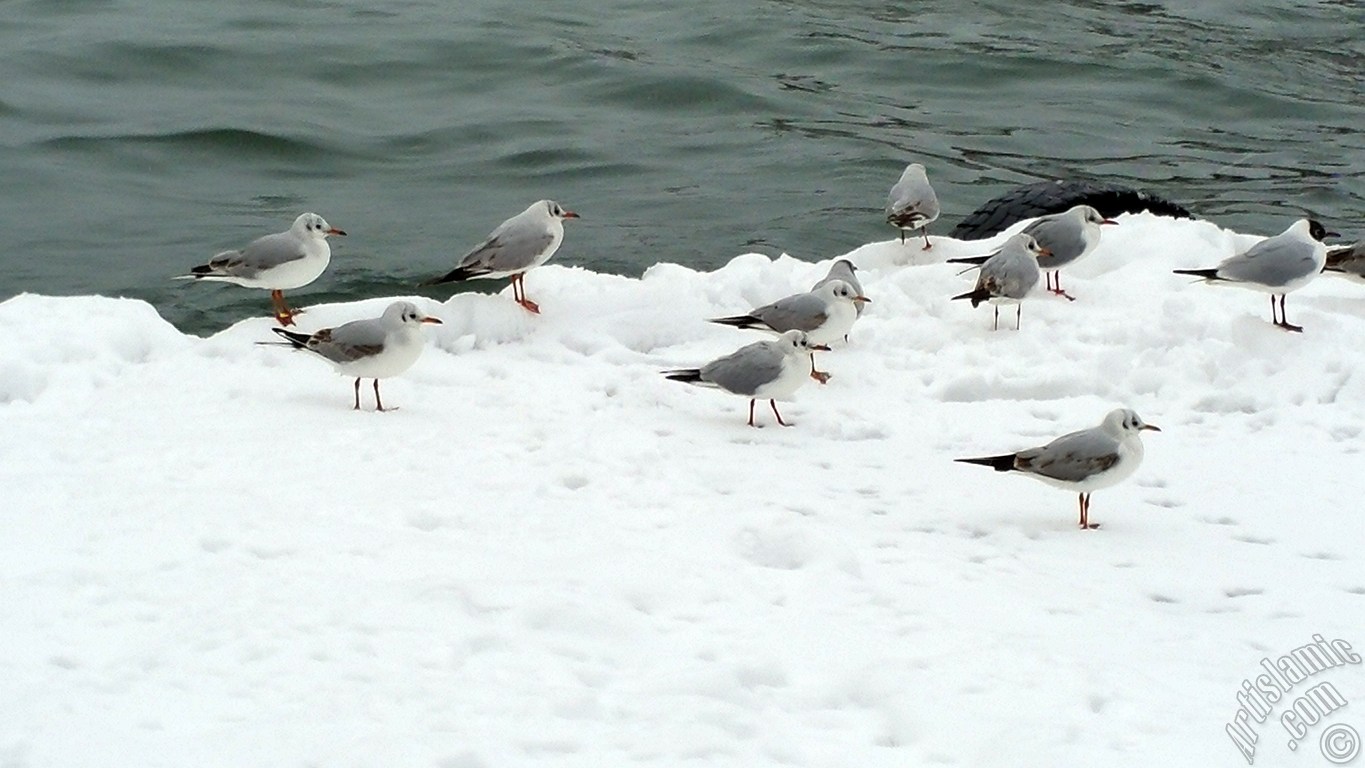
708, 315, 762, 330
662, 369, 703, 384
269, 326, 311, 349
955, 454, 1017, 472
1172, 268, 1220, 280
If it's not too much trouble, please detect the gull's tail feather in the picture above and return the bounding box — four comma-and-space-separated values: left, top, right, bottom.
951, 287, 992, 308
955, 454, 1018, 472
888, 211, 928, 229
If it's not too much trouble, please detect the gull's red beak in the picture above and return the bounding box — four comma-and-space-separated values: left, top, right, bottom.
328, 228, 347, 236
421, 316, 444, 324
811, 344, 832, 351
853, 295, 872, 303
1038, 247, 1053, 258
1141, 424, 1161, 432
1101, 219, 1119, 226
562, 211, 580, 220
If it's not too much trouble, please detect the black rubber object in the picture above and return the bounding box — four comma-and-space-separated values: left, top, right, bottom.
948, 180, 1193, 241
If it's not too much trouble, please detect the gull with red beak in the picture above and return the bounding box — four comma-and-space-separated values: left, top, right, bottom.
267, 301, 443, 412
1174, 218, 1336, 332
425, 199, 579, 314
177, 212, 346, 326
663, 330, 830, 428
956, 408, 1161, 530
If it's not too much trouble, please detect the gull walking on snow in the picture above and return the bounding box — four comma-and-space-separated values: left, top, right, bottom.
267, 301, 442, 411
176, 212, 345, 326
663, 330, 829, 427
1173, 218, 1336, 332
425, 200, 578, 314
886, 163, 940, 250
709, 280, 870, 383
956, 408, 1161, 530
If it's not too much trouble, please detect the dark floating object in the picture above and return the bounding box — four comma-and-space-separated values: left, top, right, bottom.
949, 179, 1193, 241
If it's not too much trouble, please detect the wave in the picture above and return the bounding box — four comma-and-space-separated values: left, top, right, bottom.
38, 127, 335, 159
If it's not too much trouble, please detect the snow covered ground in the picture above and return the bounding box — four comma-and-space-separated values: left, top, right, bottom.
2, 213, 1363, 767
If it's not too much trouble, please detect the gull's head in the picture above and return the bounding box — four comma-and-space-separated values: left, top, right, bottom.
1008, 233, 1050, 260
816, 279, 871, 306
539, 200, 579, 222
1076, 205, 1118, 227
1104, 408, 1161, 437
383, 301, 443, 328
293, 213, 346, 239
779, 330, 830, 354
833, 258, 858, 273
1305, 219, 1339, 243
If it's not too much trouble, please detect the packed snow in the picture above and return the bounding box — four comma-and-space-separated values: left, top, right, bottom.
2, 212, 1363, 767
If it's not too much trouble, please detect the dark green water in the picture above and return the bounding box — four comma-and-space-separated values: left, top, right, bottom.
1, 0, 1361, 333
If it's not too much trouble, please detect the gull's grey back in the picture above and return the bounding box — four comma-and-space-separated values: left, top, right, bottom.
1219, 233, 1319, 287
458, 208, 556, 272
886, 164, 940, 220
1016, 427, 1122, 483
753, 291, 830, 332
213, 231, 307, 276
1023, 210, 1089, 269
981, 240, 1041, 300
306, 315, 390, 363
701, 340, 785, 395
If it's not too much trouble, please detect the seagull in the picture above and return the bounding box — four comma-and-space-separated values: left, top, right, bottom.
424, 200, 578, 314
811, 258, 865, 318
949, 233, 1046, 330
266, 301, 442, 411
1173, 218, 1337, 332
886, 163, 940, 249
955, 408, 1161, 530
662, 330, 830, 427
709, 279, 870, 383
176, 212, 345, 326
948, 205, 1116, 300
1324, 240, 1365, 283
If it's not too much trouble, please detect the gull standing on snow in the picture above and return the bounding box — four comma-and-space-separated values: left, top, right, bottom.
948, 205, 1116, 300
1173, 218, 1336, 332
267, 301, 442, 411
886, 163, 940, 249
176, 212, 346, 326
662, 330, 829, 427
709, 280, 870, 383
949, 233, 1046, 330
1324, 240, 1365, 283
424, 200, 579, 314
955, 408, 1161, 530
